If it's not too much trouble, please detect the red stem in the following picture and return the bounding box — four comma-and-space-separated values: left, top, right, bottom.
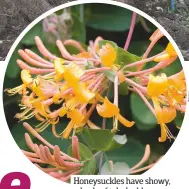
124, 12, 137, 51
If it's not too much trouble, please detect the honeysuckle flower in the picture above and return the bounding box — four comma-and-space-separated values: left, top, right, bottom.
147, 72, 186, 107
154, 42, 177, 62
146, 71, 186, 142
99, 43, 117, 67
165, 71, 186, 106
147, 73, 168, 97
96, 97, 135, 127
152, 98, 176, 142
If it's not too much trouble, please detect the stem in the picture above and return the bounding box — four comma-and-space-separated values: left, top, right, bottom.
114, 76, 119, 106
94, 151, 102, 157
132, 87, 156, 117
98, 82, 111, 173
130, 144, 150, 171
122, 52, 164, 70
80, 5, 84, 23
85, 67, 111, 73
126, 78, 147, 93
124, 12, 137, 51
126, 58, 175, 77
99, 153, 104, 175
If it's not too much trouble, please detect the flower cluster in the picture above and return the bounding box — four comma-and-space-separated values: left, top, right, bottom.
22, 122, 160, 180
6, 28, 186, 143
22, 122, 83, 182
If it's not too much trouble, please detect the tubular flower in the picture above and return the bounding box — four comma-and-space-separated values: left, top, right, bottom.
154, 42, 177, 62
96, 97, 134, 127
152, 98, 176, 142
64, 62, 85, 85
6, 69, 33, 95
165, 71, 186, 106
74, 83, 95, 103
99, 43, 117, 67
21, 70, 33, 87
146, 71, 186, 142
147, 73, 168, 97
54, 58, 65, 81
147, 72, 186, 107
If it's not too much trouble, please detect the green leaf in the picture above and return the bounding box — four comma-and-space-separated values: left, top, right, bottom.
98, 40, 118, 50
86, 4, 133, 31
130, 93, 157, 130
101, 161, 130, 175
116, 47, 141, 71
107, 134, 127, 151
81, 128, 114, 151
6, 44, 21, 78
67, 142, 96, 175
21, 21, 44, 45
81, 128, 126, 152
103, 70, 117, 83
106, 138, 145, 167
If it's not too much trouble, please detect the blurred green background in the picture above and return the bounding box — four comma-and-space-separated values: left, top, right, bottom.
3, 3, 184, 173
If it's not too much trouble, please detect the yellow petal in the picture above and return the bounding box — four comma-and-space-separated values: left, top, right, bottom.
35, 113, 45, 122
158, 123, 167, 142
154, 54, 170, 62
166, 42, 177, 57
99, 43, 116, 67
152, 98, 176, 124
162, 106, 176, 123
154, 43, 177, 62
117, 114, 135, 127
74, 83, 95, 103
33, 102, 48, 118
96, 97, 119, 118
31, 79, 45, 99
59, 107, 67, 117
65, 97, 78, 110
95, 92, 104, 102
67, 109, 85, 125
74, 52, 92, 58
64, 63, 84, 86
54, 58, 65, 81
117, 71, 126, 83
53, 92, 61, 103
168, 71, 185, 92
21, 70, 33, 87
62, 120, 74, 139
152, 98, 163, 124
165, 88, 185, 106
147, 74, 168, 97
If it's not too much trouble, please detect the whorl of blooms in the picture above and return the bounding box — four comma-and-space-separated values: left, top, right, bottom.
6, 28, 186, 142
